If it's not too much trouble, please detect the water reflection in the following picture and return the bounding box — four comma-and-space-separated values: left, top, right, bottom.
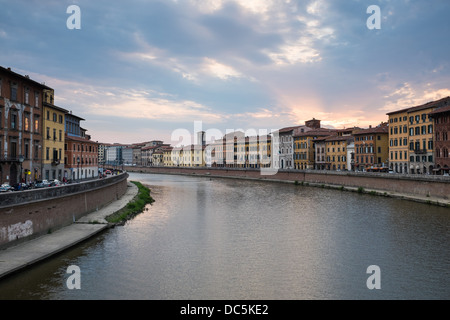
0, 173, 449, 300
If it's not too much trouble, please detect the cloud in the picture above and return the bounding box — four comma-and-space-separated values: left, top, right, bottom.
381, 83, 450, 112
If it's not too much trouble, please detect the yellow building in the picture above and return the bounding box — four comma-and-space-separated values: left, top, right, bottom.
42, 89, 68, 181
387, 108, 410, 173
387, 97, 447, 174
251, 135, 272, 168
294, 128, 336, 170
324, 136, 353, 171
407, 104, 436, 174
163, 147, 174, 166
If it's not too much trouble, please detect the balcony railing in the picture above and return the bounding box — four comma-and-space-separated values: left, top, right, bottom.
414, 149, 427, 154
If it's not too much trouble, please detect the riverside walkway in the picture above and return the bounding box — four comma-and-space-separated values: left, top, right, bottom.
0, 181, 138, 280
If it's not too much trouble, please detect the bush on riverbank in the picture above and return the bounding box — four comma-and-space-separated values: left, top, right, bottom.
106, 181, 155, 224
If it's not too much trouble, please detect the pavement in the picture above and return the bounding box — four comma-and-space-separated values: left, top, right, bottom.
0, 181, 138, 280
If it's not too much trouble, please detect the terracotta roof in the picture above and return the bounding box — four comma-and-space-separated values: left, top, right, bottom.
324, 135, 354, 142
429, 104, 450, 116
294, 128, 337, 137
353, 124, 389, 135
387, 96, 450, 115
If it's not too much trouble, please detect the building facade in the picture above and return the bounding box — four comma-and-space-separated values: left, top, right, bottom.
387, 108, 410, 174
0, 66, 50, 185
42, 90, 68, 181
429, 103, 450, 174
353, 123, 389, 172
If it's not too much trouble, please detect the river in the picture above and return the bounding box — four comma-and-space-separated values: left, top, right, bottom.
0, 172, 449, 300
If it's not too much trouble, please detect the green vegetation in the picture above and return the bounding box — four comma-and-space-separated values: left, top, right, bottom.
357, 187, 365, 194
369, 191, 377, 196
106, 181, 155, 224
339, 186, 345, 191
294, 180, 299, 185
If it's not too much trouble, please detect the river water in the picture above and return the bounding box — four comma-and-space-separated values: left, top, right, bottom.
0, 172, 449, 300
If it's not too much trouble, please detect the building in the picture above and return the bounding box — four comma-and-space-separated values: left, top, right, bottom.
387, 97, 450, 174
98, 143, 106, 167
429, 99, 450, 174
314, 137, 327, 170
42, 89, 69, 181
64, 114, 98, 180
324, 135, 354, 171
104, 143, 126, 168
293, 128, 336, 170
163, 146, 174, 166
353, 123, 389, 172
122, 146, 134, 166
0, 66, 51, 185
274, 119, 321, 170
386, 107, 410, 174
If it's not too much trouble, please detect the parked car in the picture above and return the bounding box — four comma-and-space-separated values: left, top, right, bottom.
12, 183, 30, 191
35, 180, 50, 188
0, 183, 13, 192
49, 179, 62, 187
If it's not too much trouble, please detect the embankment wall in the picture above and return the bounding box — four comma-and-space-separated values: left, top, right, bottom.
127, 166, 450, 200
0, 173, 128, 249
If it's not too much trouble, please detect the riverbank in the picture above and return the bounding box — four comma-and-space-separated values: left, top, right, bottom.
0, 181, 140, 280
127, 167, 450, 208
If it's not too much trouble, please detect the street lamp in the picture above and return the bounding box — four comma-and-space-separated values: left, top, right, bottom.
18, 155, 25, 184
77, 157, 80, 182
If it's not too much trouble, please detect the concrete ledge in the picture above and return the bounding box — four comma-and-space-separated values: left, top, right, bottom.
0, 180, 140, 280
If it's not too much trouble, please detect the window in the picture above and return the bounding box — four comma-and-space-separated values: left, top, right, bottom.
422, 114, 427, 122
0, 78, 2, 96
34, 143, 39, 160
59, 115, 63, 123
25, 90, 29, 104
11, 84, 17, 101
24, 114, 30, 131
11, 112, 17, 129
53, 113, 57, 122
415, 127, 420, 135
428, 125, 433, 134
47, 127, 50, 139
59, 130, 62, 141
415, 115, 420, 123
46, 147, 50, 160
34, 117, 39, 133
410, 128, 414, 136
25, 142, 29, 159
35, 93, 39, 107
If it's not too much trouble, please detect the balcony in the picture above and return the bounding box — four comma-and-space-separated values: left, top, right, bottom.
0, 156, 22, 163
414, 149, 427, 154
51, 159, 60, 166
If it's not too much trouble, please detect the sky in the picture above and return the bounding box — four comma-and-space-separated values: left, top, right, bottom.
1, 0, 449, 145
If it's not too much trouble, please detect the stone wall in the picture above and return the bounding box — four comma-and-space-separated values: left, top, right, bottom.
0, 173, 128, 249
127, 166, 450, 199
